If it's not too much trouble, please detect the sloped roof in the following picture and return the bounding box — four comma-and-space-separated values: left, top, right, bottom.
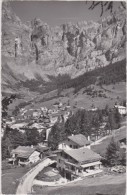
68, 134, 90, 146
36, 146, 49, 152
29, 123, 45, 129
10, 123, 27, 129
64, 148, 101, 164
11, 146, 36, 158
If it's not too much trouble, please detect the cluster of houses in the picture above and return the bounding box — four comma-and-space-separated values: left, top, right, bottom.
8, 130, 126, 180
3, 102, 72, 141
89, 104, 126, 115
3, 101, 126, 181
8, 133, 103, 181
2, 102, 126, 139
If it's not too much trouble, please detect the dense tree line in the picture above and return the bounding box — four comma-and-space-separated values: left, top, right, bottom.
2, 94, 17, 118
18, 59, 126, 95
48, 121, 66, 150
72, 59, 126, 93
45, 59, 126, 94
2, 126, 27, 160
2, 126, 44, 160
48, 107, 125, 167
48, 106, 121, 150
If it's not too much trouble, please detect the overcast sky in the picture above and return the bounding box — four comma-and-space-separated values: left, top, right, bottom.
10, 1, 120, 27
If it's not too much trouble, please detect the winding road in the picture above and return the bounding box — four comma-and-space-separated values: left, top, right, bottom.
16, 158, 55, 195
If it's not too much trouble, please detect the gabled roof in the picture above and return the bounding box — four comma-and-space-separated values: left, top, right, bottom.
10, 123, 28, 129
64, 148, 101, 164
68, 134, 90, 146
11, 146, 36, 158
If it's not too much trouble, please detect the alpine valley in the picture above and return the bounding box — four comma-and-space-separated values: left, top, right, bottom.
2, 2, 126, 115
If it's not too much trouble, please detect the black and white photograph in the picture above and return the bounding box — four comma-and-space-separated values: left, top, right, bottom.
1, 1, 126, 194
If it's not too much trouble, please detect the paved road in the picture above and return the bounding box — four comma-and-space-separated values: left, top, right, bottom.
16, 158, 55, 195
90, 135, 112, 146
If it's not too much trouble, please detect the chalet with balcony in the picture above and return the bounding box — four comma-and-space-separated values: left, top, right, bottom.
57, 147, 102, 180
9, 146, 40, 166
58, 134, 91, 150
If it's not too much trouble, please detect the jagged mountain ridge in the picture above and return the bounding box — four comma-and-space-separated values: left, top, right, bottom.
2, 2, 126, 94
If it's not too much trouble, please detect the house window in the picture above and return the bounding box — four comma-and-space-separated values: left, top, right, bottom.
71, 166, 75, 171
63, 143, 66, 148
74, 145, 78, 149
63, 153, 66, 158
79, 169, 81, 173
70, 145, 72, 148
90, 166, 94, 170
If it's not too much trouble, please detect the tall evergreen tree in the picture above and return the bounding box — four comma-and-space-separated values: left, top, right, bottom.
119, 149, 126, 166
48, 121, 66, 150
2, 137, 12, 159
114, 107, 121, 128
105, 137, 121, 166
25, 128, 40, 145
2, 126, 28, 159
108, 111, 116, 131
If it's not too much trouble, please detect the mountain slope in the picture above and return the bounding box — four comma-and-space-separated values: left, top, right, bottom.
1, 2, 126, 114
2, 2, 126, 92
5, 58, 126, 117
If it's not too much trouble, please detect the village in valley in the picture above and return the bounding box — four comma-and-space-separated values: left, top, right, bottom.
1, 1, 126, 195
2, 102, 71, 139
2, 99, 126, 194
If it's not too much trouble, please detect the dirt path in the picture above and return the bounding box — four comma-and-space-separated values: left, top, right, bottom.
16, 158, 55, 194
91, 125, 126, 146
91, 135, 112, 145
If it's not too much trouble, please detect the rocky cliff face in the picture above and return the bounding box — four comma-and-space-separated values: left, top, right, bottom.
2, 2, 126, 93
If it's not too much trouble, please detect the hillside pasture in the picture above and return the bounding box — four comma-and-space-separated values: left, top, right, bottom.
33, 173, 126, 195
91, 125, 126, 156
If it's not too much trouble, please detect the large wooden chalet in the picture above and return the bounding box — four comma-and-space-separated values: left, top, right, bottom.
57, 147, 102, 180
57, 134, 102, 180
